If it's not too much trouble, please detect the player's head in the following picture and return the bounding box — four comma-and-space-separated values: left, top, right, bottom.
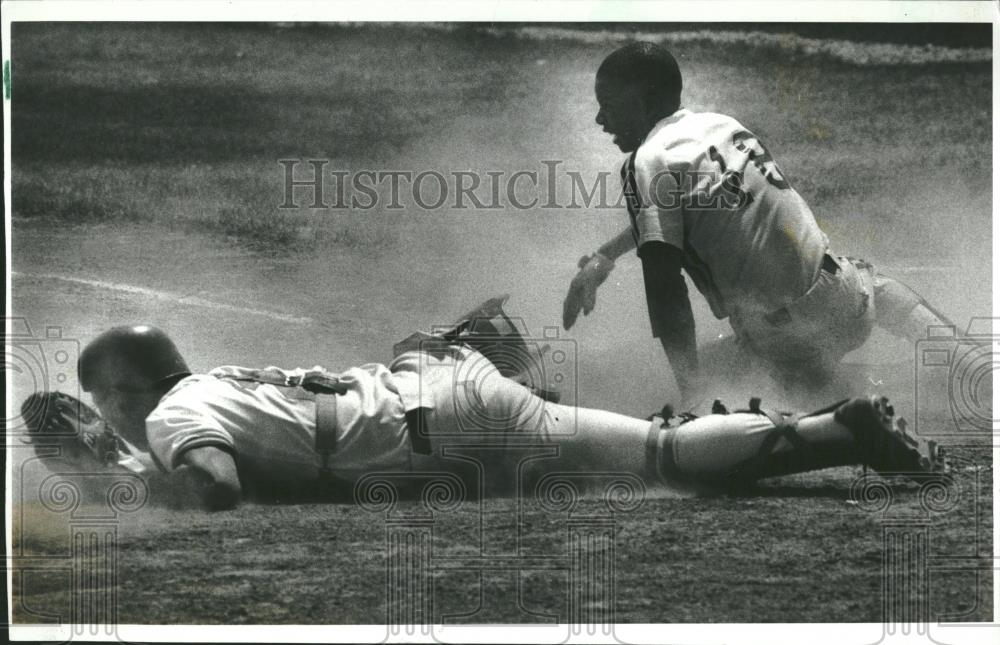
78, 325, 190, 442
595, 42, 683, 152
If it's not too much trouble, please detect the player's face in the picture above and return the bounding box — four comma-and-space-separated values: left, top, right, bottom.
89, 386, 147, 439
87, 364, 159, 443
594, 75, 650, 153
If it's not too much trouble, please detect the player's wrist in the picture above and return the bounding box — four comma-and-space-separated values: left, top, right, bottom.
594, 244, 622, 262
588, 251, 615, 277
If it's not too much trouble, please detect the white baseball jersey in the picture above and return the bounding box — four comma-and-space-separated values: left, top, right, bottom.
144, 364, 416, 485
628, 109, 829, 317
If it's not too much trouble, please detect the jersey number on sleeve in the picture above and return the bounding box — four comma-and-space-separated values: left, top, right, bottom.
732, 130, 791, 190
707, 145, 753, 209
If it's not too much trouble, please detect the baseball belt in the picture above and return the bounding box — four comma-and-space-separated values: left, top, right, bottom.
216, 369, 433, 474
215, 369, 345, 475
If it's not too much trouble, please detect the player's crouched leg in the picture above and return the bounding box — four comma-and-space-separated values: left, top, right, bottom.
731, 254, 878, 391
871, 273, 954, 341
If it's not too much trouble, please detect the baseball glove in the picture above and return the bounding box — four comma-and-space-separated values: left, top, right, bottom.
20, 391, 123, 469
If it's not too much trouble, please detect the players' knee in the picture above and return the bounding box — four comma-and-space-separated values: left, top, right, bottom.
873, 277, 953, 341
874, 277, 922, 324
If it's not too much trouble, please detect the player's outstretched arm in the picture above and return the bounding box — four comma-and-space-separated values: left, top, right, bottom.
562, 228, 634, 330
176, 445, 242, 511
596, 226, 637, 262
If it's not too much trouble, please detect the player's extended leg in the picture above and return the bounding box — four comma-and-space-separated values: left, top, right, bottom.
871, 272, 954, 342
424, 347, 942, 493
419, 348, 662, 491
534, 402, 659, 478
648, 397, 945, 489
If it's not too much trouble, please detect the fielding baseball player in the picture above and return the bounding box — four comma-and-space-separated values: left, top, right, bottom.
563, 42, 952, 401
22, 320, 942, 511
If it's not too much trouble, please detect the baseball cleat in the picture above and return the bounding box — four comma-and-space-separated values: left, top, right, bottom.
834, 396, 946, 477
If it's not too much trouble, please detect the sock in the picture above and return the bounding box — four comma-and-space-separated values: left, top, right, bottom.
658, 409, 861, 485
874, 275, 954, 342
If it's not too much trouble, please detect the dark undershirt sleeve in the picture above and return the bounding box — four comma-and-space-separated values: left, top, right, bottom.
638, 241, 700, 394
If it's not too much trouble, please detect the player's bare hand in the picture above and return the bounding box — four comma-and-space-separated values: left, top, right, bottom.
562, 252, 614, 330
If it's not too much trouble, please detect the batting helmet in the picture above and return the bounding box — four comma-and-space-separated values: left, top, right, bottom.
78, 325, 191, 392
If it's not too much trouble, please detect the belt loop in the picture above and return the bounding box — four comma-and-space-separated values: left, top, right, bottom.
405, 408, 433, 455
315, 393, 338, 473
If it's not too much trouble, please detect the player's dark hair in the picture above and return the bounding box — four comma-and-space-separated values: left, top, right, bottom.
598, 42, 682, 114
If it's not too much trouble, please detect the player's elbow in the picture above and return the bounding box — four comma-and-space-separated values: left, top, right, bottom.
177, 445, 243, 511
196, 459, 242, 511
202, 479, 241, 511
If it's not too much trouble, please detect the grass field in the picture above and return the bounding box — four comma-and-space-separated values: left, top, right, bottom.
8, 23, 994, 627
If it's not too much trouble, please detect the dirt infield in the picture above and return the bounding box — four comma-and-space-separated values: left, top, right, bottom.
10, 458, 993, 624
8, 23, 993, 625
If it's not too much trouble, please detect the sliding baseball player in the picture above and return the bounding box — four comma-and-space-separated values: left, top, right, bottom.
23, 319, 943, 510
